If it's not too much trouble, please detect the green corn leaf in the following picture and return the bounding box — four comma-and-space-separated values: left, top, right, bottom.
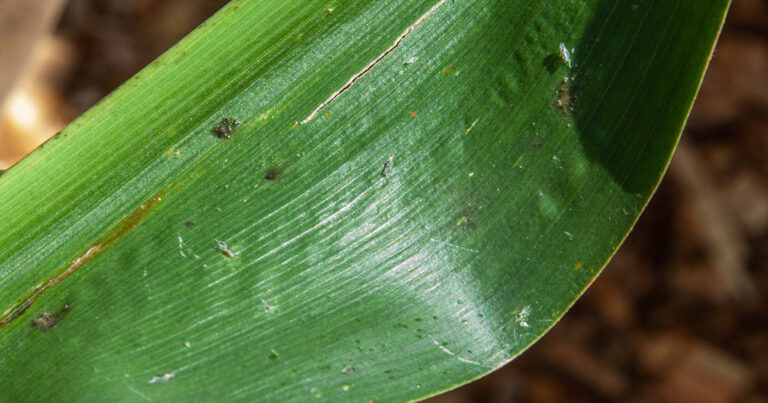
0, 0, 728, 401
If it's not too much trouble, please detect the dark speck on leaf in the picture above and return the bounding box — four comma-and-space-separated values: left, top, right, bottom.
184, 221, 195, 228
264, 168, 281, 181
212, 117, 241, 139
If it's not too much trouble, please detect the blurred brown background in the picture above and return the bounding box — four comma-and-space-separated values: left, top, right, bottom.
0, 1, 765, 402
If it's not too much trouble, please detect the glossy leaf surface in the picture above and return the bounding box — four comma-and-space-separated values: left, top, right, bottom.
0, 0, 728, 401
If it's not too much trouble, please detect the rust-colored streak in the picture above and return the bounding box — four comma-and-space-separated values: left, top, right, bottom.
0, 192, 163, 329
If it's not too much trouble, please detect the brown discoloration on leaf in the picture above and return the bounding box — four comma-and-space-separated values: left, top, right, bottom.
31, 304, 70, 331
0, 192, 163, 329
556, 77, 574, 115
31, 312, 59, 331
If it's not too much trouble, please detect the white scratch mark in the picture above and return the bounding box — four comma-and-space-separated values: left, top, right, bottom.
178, 234, 186, 258
430, 238, 479, 254
126, 385, 152, 401
405, 56, 419, 65
430, 336, 484, 366
262, 299, 276, 311
177, 234, 201, 259
300, 0, 451, 124
148, 372, 175, 384
464, 119, 478, 134
188, 309, 228, 329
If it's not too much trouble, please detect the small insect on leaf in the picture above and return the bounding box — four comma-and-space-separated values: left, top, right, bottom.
211, 117, 241, 139
216, 240, 238, 258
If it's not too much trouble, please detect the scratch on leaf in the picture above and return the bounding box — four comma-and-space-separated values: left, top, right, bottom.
429, 336, 486, 367
300, 0, 451, 124
0, 192, 164, 329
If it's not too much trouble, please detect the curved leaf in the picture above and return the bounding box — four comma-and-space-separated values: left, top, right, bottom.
0, 0, 728, 401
